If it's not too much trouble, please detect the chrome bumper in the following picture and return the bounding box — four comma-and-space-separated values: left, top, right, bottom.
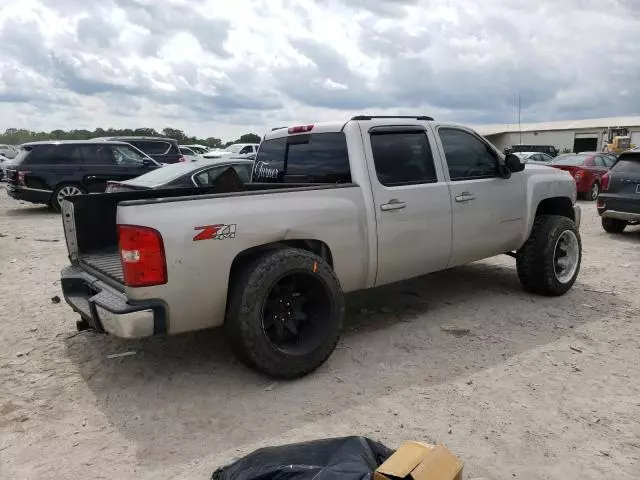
95, 306, 155, 338
61, 265, 165, 339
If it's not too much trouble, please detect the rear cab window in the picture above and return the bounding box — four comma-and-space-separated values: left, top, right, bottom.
253, 132, 351, 183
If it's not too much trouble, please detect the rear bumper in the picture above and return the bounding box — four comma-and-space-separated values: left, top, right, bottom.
60, 265, 167, 338
597, 194, 640, 222
6, 185, 51, 204
599, 209, 640, 222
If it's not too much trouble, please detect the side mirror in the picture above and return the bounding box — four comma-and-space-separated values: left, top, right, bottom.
505, 154, 525, 173
142, 158, 154, 167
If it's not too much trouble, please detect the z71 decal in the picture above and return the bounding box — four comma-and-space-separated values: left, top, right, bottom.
193, 224, 237, 241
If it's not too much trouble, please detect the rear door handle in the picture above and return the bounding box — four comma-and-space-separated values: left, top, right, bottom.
455, 192, 476, 202
380, 199, 407, 211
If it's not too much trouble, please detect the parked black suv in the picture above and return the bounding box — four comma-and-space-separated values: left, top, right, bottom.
94, 136, 183, 164
5, 140, 160, 210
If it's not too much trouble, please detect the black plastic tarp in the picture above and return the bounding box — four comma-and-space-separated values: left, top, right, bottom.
212, 436, 393, 480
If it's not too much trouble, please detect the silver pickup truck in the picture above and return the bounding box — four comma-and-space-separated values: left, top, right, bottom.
60, 115, 582, 378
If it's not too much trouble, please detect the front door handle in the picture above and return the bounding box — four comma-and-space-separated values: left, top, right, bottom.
381, 199, 407, 211
455, 192, 476, 202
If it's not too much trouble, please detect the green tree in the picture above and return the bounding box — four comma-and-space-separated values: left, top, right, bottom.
0, 127, 239, 149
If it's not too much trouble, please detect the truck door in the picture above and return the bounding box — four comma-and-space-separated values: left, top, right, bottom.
434, 126, 526, 266
361, 124, 453, 286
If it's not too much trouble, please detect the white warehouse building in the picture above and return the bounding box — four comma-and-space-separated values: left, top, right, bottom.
475, 116, 640, 154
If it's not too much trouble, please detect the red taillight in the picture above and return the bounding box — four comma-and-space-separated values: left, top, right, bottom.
105, 181, 120, 193
18, 170, 30, 185
601, 172, 610, 191
118, 225, 167, 287
288, 124, 314, 134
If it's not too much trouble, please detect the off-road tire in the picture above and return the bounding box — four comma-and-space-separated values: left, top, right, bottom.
601, 217, 627, 233
51, 183, 86, 212
225, 248, 344, 379
516, 215, 581, 296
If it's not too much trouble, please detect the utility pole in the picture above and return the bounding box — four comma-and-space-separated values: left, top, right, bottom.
518, 93, 522, 145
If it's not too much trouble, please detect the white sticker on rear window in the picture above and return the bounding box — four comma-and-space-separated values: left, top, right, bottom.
254, 161, 279, 179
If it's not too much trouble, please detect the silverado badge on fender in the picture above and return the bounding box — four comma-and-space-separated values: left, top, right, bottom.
193, 224, 237, 241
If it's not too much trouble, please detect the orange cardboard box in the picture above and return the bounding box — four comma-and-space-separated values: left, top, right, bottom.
374, 441, 463, 480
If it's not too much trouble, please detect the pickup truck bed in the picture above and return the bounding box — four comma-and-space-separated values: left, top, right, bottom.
80, 252, 123, 284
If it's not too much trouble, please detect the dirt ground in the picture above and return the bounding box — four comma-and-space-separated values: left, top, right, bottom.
1, 185, 639, 480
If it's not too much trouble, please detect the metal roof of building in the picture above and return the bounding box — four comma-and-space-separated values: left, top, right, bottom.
475, 116, 640, 136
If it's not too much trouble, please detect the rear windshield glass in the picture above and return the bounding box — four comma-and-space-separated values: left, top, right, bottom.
9, 147, 32, 165
552, 154, 587, 166
254, 132, 351, 183
612, 155, 640, 174
125, 160, 249, 186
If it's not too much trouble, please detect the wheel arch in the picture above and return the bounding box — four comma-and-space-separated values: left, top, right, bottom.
534, 197, 575, 222
226, 239, 334, 309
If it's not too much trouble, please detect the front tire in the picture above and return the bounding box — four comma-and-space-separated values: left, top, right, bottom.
602, 217, 627, 233
516, 215, 581, 296
225, 248, 344, 379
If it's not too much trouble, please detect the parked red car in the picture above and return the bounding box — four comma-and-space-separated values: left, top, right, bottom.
551, 153, 613, 200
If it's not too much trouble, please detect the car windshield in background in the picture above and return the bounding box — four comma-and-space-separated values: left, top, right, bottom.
552, 154, 588, 166
225, 144, 242, 153
124, 161, 202, 186
112, 145, 148, 165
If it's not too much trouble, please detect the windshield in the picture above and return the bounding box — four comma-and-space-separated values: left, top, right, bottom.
225, 144, 242, 153
552, 154, 588, 166
124, 162, 198, 186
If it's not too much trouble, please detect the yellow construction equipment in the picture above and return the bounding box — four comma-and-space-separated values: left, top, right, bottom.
603, 128, 636, 154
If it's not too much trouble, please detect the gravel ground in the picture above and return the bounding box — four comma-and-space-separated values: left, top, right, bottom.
1, 185, 639, 480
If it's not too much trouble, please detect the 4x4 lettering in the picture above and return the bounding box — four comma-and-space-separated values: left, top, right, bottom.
193, 225, 223, 241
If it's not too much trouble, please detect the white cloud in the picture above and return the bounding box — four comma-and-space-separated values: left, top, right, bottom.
0, 0, 638, 140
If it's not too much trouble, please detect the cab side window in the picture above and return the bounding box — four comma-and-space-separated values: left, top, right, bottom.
370, 130, 438, 186
438, 128, 499, 181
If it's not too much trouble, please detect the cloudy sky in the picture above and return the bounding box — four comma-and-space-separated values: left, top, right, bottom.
0, 0, 638, 140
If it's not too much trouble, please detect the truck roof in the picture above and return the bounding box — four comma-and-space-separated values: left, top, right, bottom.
264, 116, 437, 141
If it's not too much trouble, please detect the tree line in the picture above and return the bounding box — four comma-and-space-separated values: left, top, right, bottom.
0, 127, 262, 149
